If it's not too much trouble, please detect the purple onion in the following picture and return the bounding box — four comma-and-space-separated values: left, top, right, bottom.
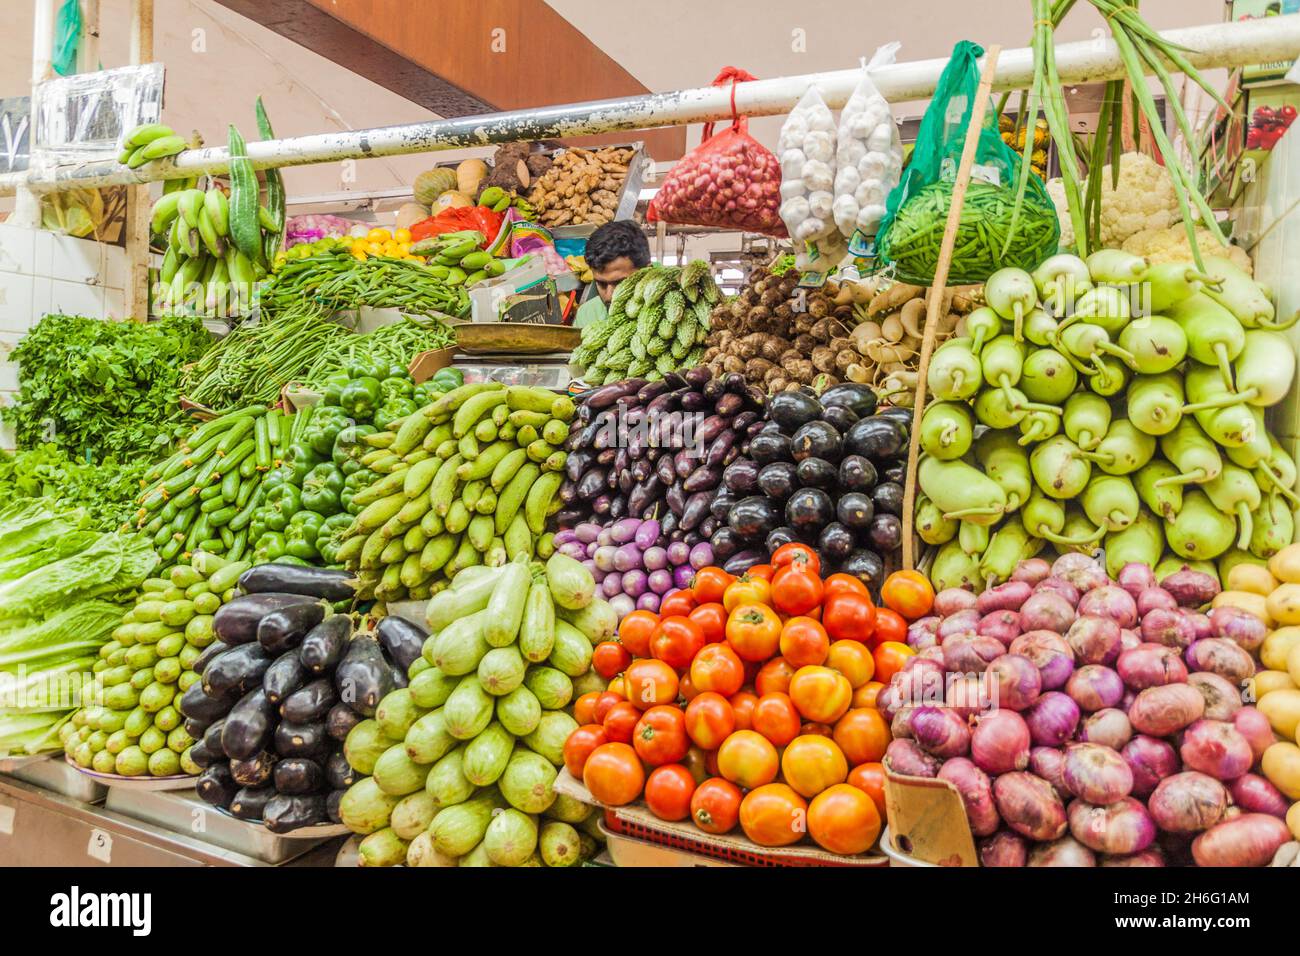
1116, 562, 1157, 599
612, 544, 643, 573
1025, 691, 1080, 746
1009, 630, 1075, 690
642, 546, 668, 571
574, 522, 602, 543
635, 592, 662, 613
673, 564, 696, 590
1062, 742, 1134, 804
1066, 665, 1125, 712
609, 518, 641, 544
985, 654, 1042, 711
1121, 735, 1179, 796
688, 542, 714, 570
608, 593, 635, 619
601, 574, 623, 598
909, 706, 972, 758
1079, 708, 1132, 750
635, 520, 661, 550
1031, 747, 1070, 800
621, 569, 649, 598
647, 569, 673, 595
666, 541, 690, 566
1136, 587, 1176, 617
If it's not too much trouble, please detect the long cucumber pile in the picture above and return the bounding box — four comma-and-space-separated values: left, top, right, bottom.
917, 249, 1298, 590
132, 406, 291, 564
335, 382, 573, 602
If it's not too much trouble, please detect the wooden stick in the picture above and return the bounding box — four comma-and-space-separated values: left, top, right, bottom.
125, 0, 154, 321
901, 44, 1002, 571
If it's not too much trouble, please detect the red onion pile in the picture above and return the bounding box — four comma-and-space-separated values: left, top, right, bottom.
887, 553, 1291, 867
647, 127, 786, 236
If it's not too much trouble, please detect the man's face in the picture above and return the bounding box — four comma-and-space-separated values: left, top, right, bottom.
593, 255, 637, 305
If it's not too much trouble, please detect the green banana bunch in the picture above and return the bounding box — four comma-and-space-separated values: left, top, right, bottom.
119, 122, 189, 168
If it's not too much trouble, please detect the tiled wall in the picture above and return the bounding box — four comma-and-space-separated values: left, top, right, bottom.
0, 225, 129, 449
1239, 124, 1300, 533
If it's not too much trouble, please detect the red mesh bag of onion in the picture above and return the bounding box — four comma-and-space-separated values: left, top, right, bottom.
647, 67, 786, 237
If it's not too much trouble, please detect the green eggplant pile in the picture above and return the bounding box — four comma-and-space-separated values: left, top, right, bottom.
916, 249, 1298, 590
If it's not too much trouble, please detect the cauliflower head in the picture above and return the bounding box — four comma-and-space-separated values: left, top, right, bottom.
1121, 224, 1254, 275
1046, 152, 1182, 250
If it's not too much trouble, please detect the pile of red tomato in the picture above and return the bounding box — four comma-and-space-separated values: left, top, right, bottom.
562, 543, 936, 856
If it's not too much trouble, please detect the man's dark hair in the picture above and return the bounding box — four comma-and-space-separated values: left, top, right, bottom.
585, 220, 651, 270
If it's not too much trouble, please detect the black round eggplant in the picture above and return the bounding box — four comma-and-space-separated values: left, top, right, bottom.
795, 457, 837, 489
202, 719, 227, 758
872, 481, 905, 517
836, 491, 875, 531
263, 794, 327, 833
202, 642, 271, 699
179, 680, 236, 723
867, 513, 903, 553
838, 454, 878, 492
275, 720, 329, 759
820, 383, 878, 417
196, 763, 238, 809
843, 549, 886, 589
727, 496, 782, 544
262, 651, 307, 706
213, 593, 319, 646
230, 750, 276, 787
333, 635, 393, 718
757, 461, 799, 501
820, 403, 860, 433
844, 416, 907, 462
229, 785, 276, 822
325, 701, 363, 741
765, 526, 801, 552
257, 601, 327, 656
882, 460, 908, 484
875, 405, 914, 431
817, 522, 856, 563
375, 616, 425, 672
709, 525, 744, 560
699, 515, 718, 539
709, 489, 737, 521
722, 458, 760, 495
785, 487, 835, 535
768, 391, 823, 432
748, 431, 792, 465
790, 421, 842, 463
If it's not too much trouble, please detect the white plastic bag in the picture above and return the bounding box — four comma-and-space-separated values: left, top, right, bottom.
834, 43, 904, 240
777, 86, 838, 245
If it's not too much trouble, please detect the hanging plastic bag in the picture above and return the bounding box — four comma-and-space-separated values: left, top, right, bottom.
52, 0, 83, 76
833, 43, 904, 242
648, 68, 786, 236
409, 204, 505, 245
877, 41, 1059, 285
776, 86, 838, 247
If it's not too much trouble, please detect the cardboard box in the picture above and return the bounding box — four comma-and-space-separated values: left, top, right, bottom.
883, 767, 978, 866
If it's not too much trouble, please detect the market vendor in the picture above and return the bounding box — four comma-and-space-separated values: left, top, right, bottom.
574, 220, 651, 328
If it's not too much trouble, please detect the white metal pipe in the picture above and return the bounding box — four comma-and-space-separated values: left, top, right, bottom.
11, 0, 60, 224
2, 13, 1298, 197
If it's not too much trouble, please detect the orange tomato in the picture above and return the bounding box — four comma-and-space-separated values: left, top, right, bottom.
847, 762, 888, 819
583, 742, 646, 806
781, 734, 849, 798
751, 692, 802, 747
690, 642, 745, 697
872, 641, 915, 685
658, 590, 697, 619
729, 690, 758, 731
677, 671, 700, 702
725, 603, 782, 662
682, 745, 710, 784
823, 573, 870, 599
704, 747, 721, 777
593, 690, 623, 724
684, 692, 735, 750
822, 592, 877, 643
788, 665, 853, 723
644, 764, 697, 821
771, 542, 821, 576
602, 701, 641, 744
853, 681, 886, 709
779, 616, 830, 668
623, 659, 679, 710
562, 723, 608, 778
801, 721, 834, 737
650, 616, 706, 670
688, 602, 728, 644
880, 570, 936, 621
591, 640, 632, 679
632, 705, 689, 767
771, 565, 824, 617
739, 783, 808, 847
826, 640, 875, 688
607, 676, 625, 698
618, 610, 659, 658
716, 730, 779, 789
832, 707, 891, 765
574, 691, 602, 725
691, 777, 743, 834
723, 575, 771, 613
754, 657, 796, 697
745, 564, 775, 582
807, 783, 881, 855
869, 609, 909, 650
691, 567, 735, 605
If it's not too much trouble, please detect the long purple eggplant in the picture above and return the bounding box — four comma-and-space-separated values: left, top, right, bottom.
592, 495, 612, 516
681, 492, 712, 531
559, 479, 579, 504
656, 454, 677, 486
674, 449, 696, 480
576, 468, 607, 499
696, 415, 727, 445
627, 475, 661, 515
685, 366, 712, 387
596, 447, 617, 466
683, 465, 722, 493
637, 380, 671, 404
665, 481, 686, 516
715, 393, 745, 417
565, 450, 594, 482
706, 432, 735, 467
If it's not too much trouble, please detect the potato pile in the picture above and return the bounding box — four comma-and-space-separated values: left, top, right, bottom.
702, 262, 978, 400
528, 146, 633, 228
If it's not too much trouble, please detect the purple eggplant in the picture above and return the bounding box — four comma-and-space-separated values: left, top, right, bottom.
675, 449, 696, 480
683, 466, 721, 493
596, 447, 617, 466
630, 458, 654, 483
723, 550, 766, 575
715, 393, 745, 417
634, 519, 661, 549
732, 410, 760, 432
709, 525, 743, 560
614, 447, 630, 477
559, 479, 579, 504
646, 391, 677, 417
556, 509, 586, 528
582, 382, 635, 410
697, 415, 727, 445
681, 391, 709, 413
637, 380, 671, 404
627, 476, 662, 516
576, 468, 607, 499
606, 468, 619, 491
681, 492, 712, 531
706, 432, 735, 467
722, 458, 759, 494
723, 373, 747, 393
656, 454, 677, 486
592, 495, 612, 516
565, 450, 594, 482
727, 495, 782, 542
618, 470, 635, 495
685, 366, 712, 387
699, 515, 718, 538
710, 490, 737, 520
661, 511, 679, 537
665, 482, 687, 516
608, 496, 628, 520
702, 378, 725, 401
723, 446, 741, 466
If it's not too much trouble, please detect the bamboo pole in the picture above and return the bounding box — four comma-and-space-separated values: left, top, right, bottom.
124, 0, 153, 321
901, 45, 1003, 571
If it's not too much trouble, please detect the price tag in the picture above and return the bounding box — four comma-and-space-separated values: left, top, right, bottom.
86, 828, 112, 864
970, 163, 1001, 187
797, 270, 828, 289
0, 804, 14, 835
847, 230, 876, 258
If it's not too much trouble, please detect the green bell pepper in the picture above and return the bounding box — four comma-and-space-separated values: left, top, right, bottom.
316, 512, 354, 566
274, 554, 312, 567
301, 462, 345, 515
432, 367, 464, 389
286, 444, 323, 484
339, 377, 383, 419
264, 483, 302, 532
341, 470, 370, 516
253, 531, 287, 563
381, 377, 414, 401
320, 372, 350, 407
346, 358, 386, 381
260, 465, 294, 494
374, 397, 419, 431
285, 510, 326, 560
303, 405, 350, 456
333, 424, 377, 471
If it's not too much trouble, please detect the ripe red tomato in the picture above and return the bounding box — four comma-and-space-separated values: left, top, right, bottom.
583, 742, 645, 806
562, 723, 608, 778
754, 657, 796, 697
690, 642, 745, 697
872, 640, 915, 685
691, 567, 735, 605
771, 542, 821, 576
833, 707, 891, 765
623, 659, 679, 710
751, 692, 802, 747
602, 701, 641, 743
729, 690, 758, 731
779, 616, 830, 668
591, 640, 632, 679
823, 573, 870, 599
847, 762, 888, 819
658, 590, 698, 618
691, 777, 743, 834
725, 604, 782, 661
744, 564, 774, 582
633, 705, 690, 766
688, 602, 728, 644
822, 592, 877, 643
684, 691, 736, 750
618, 610, 660, 658
650, 616, 706, 671
644, 764, 697, 821
574, 691, 601, 725
593, 690, 623, 724
869, 608, 908, 649
682, 745, 710, 784
880, 570, 936, 621
770, 566, 824, 617
677, 671, 700, 702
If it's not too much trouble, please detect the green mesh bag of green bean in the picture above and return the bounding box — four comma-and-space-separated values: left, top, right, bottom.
877, 40, 1058, 286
